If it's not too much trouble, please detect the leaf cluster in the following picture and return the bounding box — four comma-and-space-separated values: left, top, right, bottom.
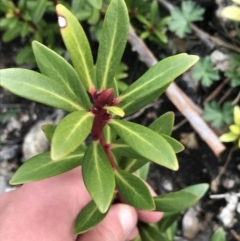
0, 0, 201, 238
192, 56, 220, 87
168, 1, 205, 38
202, 101, 234, 128
135, 0, 170, 44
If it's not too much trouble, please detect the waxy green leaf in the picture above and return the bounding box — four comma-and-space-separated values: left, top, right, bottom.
158, 212, 180, 232
51, 111, 94, 160
210, 227, 226, 241
183, 183, 209, 199
31, 0, 47, 24
115, 169, 155, 210
134, 163, 150, 180
10, 148, 85, 184
161, 135, 184, 153
82, 141, 115, 213
0, 69, 83, 112
104, 106, 125, 117
32, 41, 91, 109
118, 54, 199, 104
74, 200, 108, 234
108, 119, 178, 170
154, 190, 198, 212
41, 124, 56, 143
149, 112, 174, 135
139, 223, 170, 241
95, 0, 129, 90
56, 4, 95, 91
119, 84, 169, 116
88, 0, 102, 9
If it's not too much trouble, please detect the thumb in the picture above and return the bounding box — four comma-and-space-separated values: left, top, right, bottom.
77, 204, 138, 241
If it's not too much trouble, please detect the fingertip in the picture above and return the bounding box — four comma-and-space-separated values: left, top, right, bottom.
138, 209, 163, 223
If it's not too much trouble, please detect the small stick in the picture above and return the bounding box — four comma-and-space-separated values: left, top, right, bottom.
210, 193, 240, 199
231, 230, 240, 241
128, 25, 226, 156
204, 78, 230, 103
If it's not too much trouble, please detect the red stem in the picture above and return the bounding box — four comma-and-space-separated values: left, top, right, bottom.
90, 88, 117, 169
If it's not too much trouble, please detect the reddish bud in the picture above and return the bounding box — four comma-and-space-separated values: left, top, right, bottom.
96, 88, 114, 107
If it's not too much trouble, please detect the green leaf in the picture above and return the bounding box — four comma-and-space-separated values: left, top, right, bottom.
10, 148, 85, 185
16, 46, 35, 65
104, 106, 125, 117
118, 54, 199, 104
161, 134, 184, 153
95, 0, 129, 90
51, 111, 94, 160
229, 124, 240, 135
168, 1, 204, 38
149, 112, 174, 135
154, 190, 198, 212
138, 223, 170, 241
3, 21, 21, 42
210, 227, 226, 241
82, 141, 115, 213
88, 0, 102, 9
134, 162, 150, 180
0, 69, 83, 112
221, 6, 240, 21
234, 106, 240, 126
203, 101, 233, 128
158, 212, 180, 232
192, 56, 220, 87
183, 183, 209, 200
225, 54, 240, 88
32, 41, 91, 109
74, 200, 108, 234
219, 132, 239, 142
114, 169, 155, 210
31, 0, 47, 23
41, 124, 56, 143
131, 235, 142, 241
119, 83, 170, 116
108, 119, 179, 170
56, 4, 95, 92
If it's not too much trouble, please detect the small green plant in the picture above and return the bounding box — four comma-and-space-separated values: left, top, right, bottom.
210, 227, 226, 241
219, 106, 240, 149
135, 0, 170, 44
203, 101, 233, 128
168, 1, 205, 38
0, 0, 208, 237
225, 53, 240, 87
192, 56, 220, 87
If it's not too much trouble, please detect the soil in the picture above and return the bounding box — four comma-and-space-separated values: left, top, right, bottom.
1, 1, 240, 240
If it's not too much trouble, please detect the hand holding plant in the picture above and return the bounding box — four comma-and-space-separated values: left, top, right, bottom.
0, 0, 208, 239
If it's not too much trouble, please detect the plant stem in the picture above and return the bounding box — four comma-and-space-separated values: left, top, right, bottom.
91, 88, 117, 169
14, 10, 38, 32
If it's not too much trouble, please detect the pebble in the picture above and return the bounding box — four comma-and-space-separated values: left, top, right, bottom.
182, 206, 201, 239
22, 120, 51, 161
210, 50, 231, 72
218, 194, 238, 227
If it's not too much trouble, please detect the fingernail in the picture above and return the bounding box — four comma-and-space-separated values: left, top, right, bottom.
117, 205, 137, 237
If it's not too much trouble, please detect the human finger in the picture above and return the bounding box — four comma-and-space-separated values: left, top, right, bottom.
77, 204, 138, 241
